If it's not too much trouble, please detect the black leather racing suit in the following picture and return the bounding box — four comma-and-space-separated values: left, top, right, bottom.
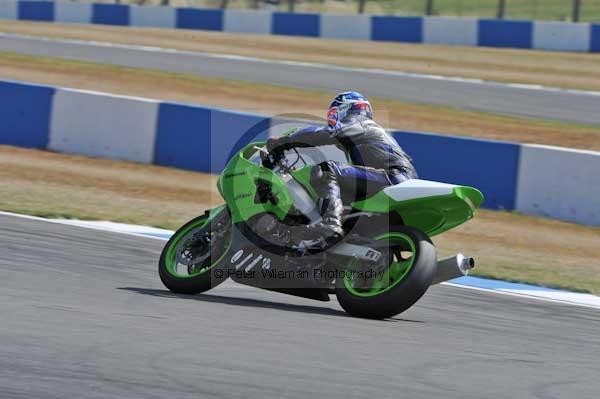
272, 115, 417, 235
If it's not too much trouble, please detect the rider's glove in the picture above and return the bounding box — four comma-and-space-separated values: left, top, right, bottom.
266, 137, 287, 161
266, 137, 283, 153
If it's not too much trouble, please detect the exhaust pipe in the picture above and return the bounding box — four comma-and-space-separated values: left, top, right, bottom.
431, 254, 475, 285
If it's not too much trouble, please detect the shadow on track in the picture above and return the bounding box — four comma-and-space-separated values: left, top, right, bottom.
119, 287, 349, 317
118, 287, 423, 323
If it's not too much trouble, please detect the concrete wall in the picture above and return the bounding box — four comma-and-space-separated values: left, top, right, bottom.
516, 145, 600, 225
130, 5, 175, 29
54, 2, 91, 24
48, 89, 159, 163
423, 17, 478, 46
0, 0, 18, 20
2, 79, 598, 225
320, 14, 370, 40
223, 9, 271, 35
4, 1, 599, 52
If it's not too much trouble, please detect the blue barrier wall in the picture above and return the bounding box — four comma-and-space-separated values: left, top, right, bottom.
92, 4, 129, 26
176, 8, 223, 31
4, 1, 597, 52
155, 103, 213, 172
272, 12, 319, 37
0, 80, 54, 149
155, 103, 270, 173
210, 109, 270, 172
393, 131, 520, 210
18, 0, 54, 21
591, 24, 600, 52
478, 19, 533, 48
371, 16, 423, 43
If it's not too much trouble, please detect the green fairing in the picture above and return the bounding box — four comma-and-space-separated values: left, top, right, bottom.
218, 142, 293, 223
352, 186, 484, 237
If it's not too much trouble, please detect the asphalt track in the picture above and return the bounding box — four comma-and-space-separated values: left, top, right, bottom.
2, 33, 600, 125
2, 213, 600, 398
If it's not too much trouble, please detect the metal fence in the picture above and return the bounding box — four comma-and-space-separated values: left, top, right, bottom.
101, 1, 600, 22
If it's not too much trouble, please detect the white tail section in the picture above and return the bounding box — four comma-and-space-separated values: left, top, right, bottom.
383, 179, 456, 202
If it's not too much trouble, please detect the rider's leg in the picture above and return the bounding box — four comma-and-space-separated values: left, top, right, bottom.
309, 161, 344, 239
334, 164, 397, 201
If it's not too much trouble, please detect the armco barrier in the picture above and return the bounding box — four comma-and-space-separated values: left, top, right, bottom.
1, 1, 599, 53
1, 78, 599, 226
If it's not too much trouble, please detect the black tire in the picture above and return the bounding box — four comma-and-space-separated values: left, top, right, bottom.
158, 209, 232, 295
335, 226, 437, 319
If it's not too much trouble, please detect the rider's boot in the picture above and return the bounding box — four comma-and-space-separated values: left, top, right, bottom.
309, 197, 344, 241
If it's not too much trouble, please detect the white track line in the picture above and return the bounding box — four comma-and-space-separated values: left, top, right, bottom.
0, 211, 169, 241
2, 32, 600, 98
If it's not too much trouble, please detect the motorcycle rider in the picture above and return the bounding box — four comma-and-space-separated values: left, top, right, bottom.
266, 91, 417, 245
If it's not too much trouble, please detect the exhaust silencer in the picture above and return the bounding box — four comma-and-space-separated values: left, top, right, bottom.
431, 254, 475, 285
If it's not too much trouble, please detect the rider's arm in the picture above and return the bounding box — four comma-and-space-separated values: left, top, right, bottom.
274, 126, 335, 150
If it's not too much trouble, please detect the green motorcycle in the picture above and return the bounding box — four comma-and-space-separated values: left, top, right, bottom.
159, 140, 483, 319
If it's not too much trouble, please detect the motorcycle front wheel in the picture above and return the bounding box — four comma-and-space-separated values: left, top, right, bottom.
159, 209, 232, 294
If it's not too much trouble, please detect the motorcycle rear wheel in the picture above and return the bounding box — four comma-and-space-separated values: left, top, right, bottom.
335, 225, 437, 319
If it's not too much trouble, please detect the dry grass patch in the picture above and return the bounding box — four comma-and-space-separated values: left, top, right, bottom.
1, 145, 599, 293
0, 145, 220, 228
1, 51, 599, 151
1, 20, 600, 91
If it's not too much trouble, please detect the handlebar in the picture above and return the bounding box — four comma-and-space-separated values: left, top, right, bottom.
253, 145, 307, 174
254, 145, 286, 171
